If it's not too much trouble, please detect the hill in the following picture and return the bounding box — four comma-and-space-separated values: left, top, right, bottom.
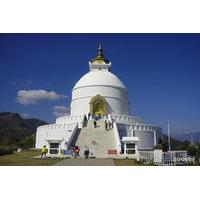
0, 112, 47, 148
162, 134, 185, 150
172, 132, 200, 143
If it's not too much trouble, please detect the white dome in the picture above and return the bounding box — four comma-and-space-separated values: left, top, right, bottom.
70, 51, 130, 116
73, 71, 127, 90
71, 70, 130, 116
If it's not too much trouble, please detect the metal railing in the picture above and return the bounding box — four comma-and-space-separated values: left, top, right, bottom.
113, 122, 122, 154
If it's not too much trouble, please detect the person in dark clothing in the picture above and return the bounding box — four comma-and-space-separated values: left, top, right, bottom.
84, 146, 90, 159
105, 120, 108, 130
94, 120, 97, 128
108, 121, 111, 130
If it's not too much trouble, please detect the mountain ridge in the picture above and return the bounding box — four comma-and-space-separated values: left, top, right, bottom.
171, 132, 200, 143
0, 112, 48, 147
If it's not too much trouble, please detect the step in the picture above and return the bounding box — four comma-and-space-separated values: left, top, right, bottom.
73, 120, 117, 158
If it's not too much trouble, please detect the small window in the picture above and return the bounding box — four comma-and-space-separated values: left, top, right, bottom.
126, 143, 135, 148
126, 149, 136, 154
49, 149, 59, 154
50, 143, 59, 148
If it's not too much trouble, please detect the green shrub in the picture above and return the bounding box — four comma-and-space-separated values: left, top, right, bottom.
0, 146, 14, 156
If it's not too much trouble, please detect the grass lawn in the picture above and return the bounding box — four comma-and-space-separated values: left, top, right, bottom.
113, 159, 153, 166
0, 151, 155, 166
0, 150, 63, 166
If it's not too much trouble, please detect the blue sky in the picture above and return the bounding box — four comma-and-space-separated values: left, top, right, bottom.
0, 33, 200, 134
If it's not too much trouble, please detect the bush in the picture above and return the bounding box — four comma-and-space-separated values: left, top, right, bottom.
188, 146, 198, 157
0, 147, 14, 156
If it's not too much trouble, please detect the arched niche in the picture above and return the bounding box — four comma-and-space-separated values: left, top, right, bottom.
89, 94, 107, 116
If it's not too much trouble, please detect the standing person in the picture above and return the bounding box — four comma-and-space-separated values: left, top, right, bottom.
84, 146, 90, 159
41, 145, 47, 159
94, 120, 97, 128
73, 146, 78, 158
73, 146, 80, 158
88, 112, 90, 120
84, 115, 87, 122
108, 121, 112, 130
105, 120, 108, 130
111, 121, 113, 129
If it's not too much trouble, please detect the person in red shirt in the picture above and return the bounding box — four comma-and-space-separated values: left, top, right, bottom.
74, 145, 80, 158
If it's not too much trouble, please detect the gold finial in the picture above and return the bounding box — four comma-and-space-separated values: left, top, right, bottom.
91, 44, 109, 64
97, 43, 104, 58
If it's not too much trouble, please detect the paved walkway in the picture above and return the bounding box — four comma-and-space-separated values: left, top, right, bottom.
54, 158, 115, 166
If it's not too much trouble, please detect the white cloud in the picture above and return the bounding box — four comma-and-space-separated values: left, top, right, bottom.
17, 89, 67, 105
53, 106, 70, 117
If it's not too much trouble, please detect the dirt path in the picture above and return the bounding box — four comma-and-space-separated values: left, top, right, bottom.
54, 158, 115, 166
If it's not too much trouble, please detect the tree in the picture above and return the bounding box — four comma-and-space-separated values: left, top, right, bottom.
187, 145, 198, 157
180, 140, 190, 151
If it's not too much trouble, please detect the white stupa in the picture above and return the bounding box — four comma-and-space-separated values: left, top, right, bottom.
35, 45, 162, 157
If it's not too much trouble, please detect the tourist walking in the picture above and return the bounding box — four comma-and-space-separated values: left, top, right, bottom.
84, 146, 90, 159
93, 120, 97, 128
108, 121, 112, 130
105, 119, 108, 130
41, 145, 47, 159
109, 122, 113, 129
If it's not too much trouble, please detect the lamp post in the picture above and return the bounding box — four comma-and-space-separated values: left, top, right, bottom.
33, 135, 35, 148
167, 121, 171, 151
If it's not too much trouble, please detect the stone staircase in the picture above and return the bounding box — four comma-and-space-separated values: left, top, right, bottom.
74, 119, 117, 158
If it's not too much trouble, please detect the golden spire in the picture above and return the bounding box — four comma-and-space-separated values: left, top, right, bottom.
90, 44, 110, 64
97, 44, 104, 58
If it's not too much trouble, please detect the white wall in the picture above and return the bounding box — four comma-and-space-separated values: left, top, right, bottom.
135, 131, 154, 150
35, 123, 78, 149
71, 85, 129, 116
117, 121, 163, 150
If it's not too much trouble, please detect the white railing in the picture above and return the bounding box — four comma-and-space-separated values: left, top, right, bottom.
56, 115, 85, 124
65, 123, 79, 148
113, 122, 122, 154
138, 151, 154, 163
117, 123, 162, 133
37, 122, 77, 131
111, 114, 144, 124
